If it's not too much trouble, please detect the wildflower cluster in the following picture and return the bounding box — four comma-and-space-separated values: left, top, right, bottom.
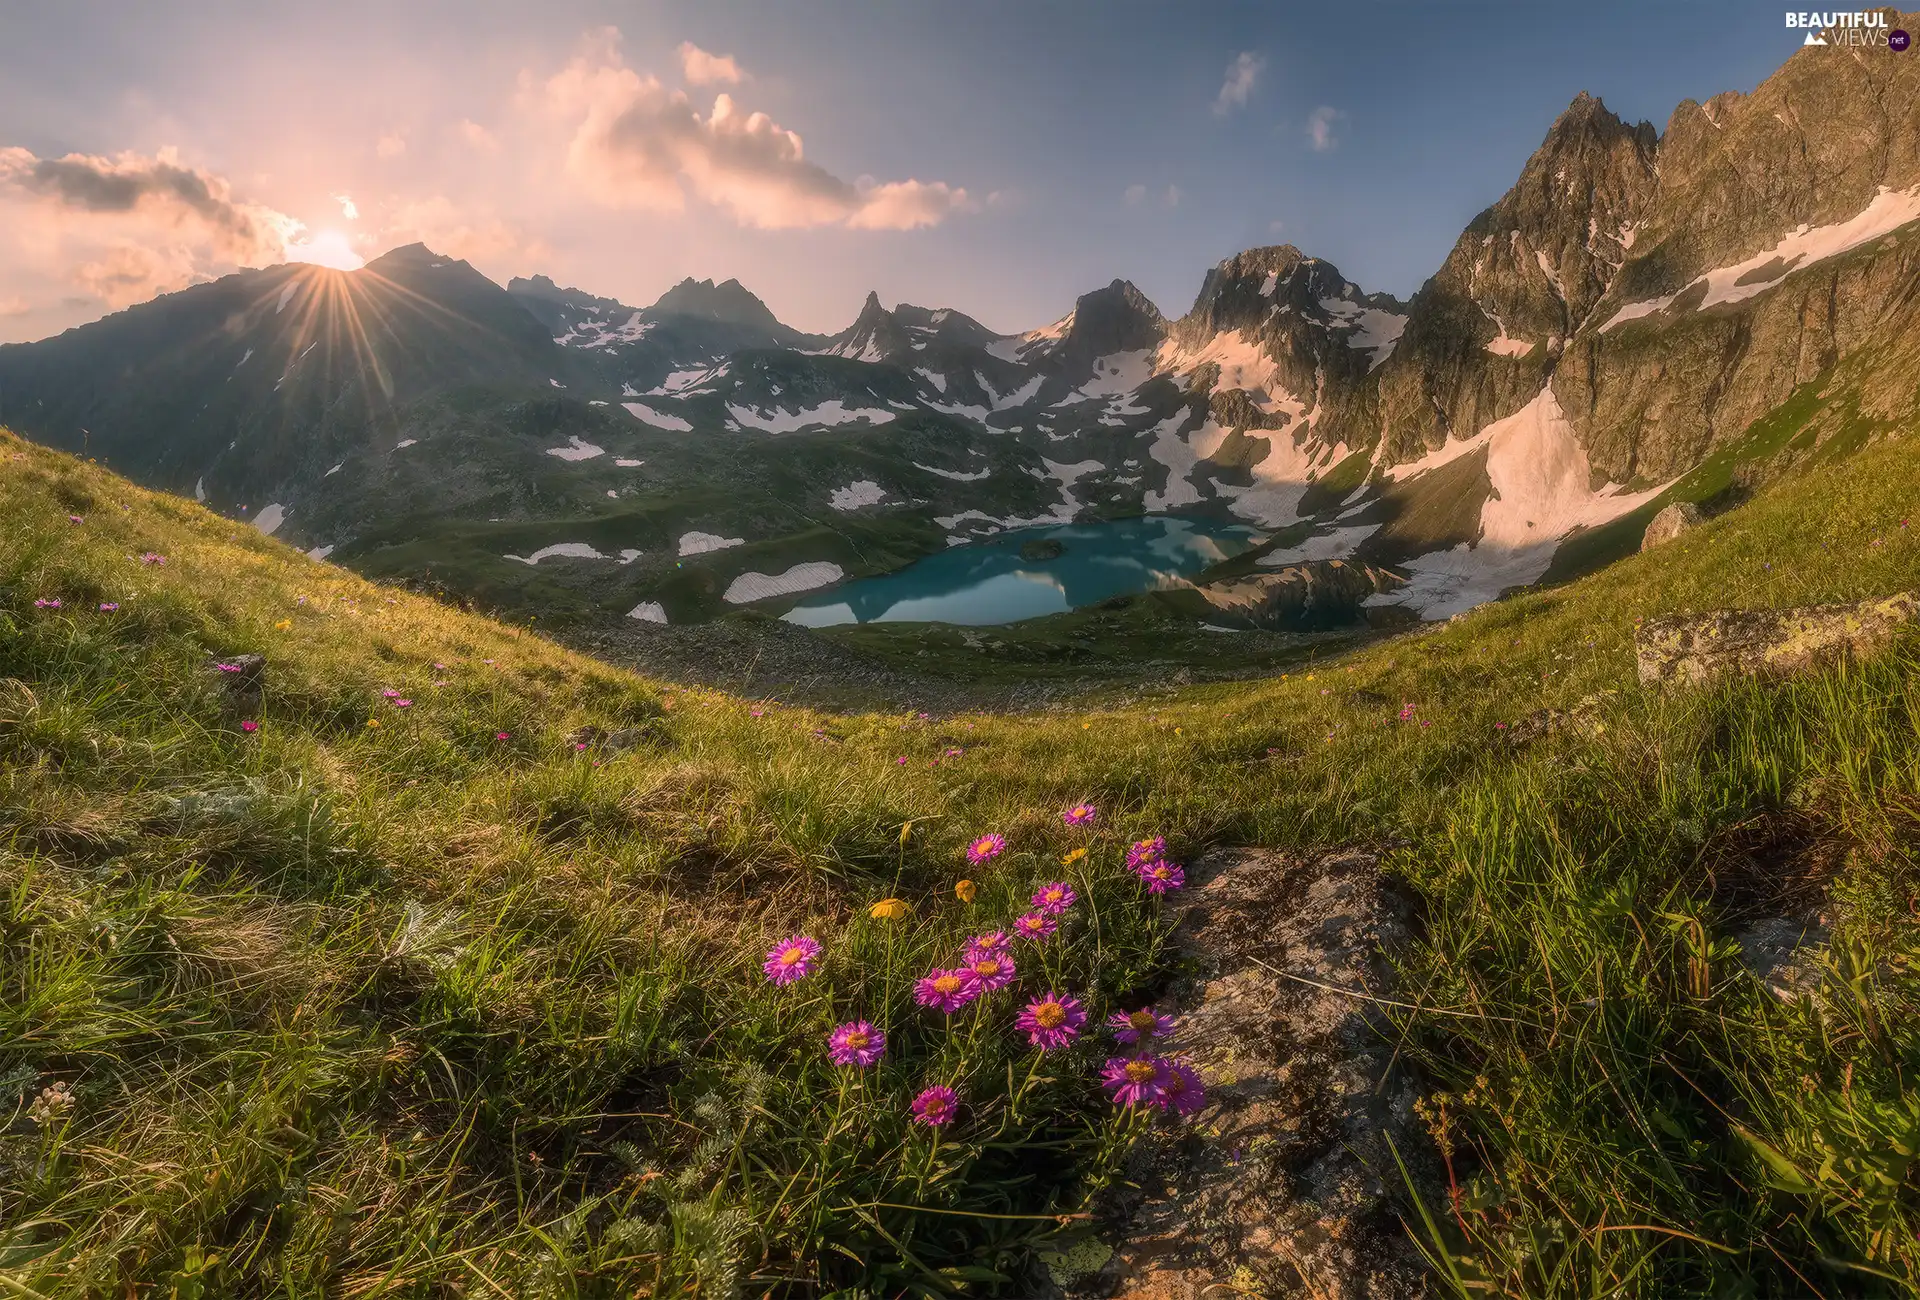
753, 806, 1205, 1129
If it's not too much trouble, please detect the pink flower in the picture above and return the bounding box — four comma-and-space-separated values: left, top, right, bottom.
1012, 911, 1058, 942
763, 934, 822, 985
140, 552, 167, 566
98, 602, 119, 612
381, 689, 402, 699
827, 1021, 885, 1067
895, 756, 908, 766
434, 663, 448, 670
1101, 1055, 1170, 1109
240, 720, 259, 733
1031, 881, 1077, 915
68, 515, 83, 524
1016, 992, 1087, 1050
1125, 836, 1166, 870
962, 953, 1016, 993
963, 931, 1011, 963
33, 598, 61, 609
1062, 803, 1097, 827
750, 708, 764, 718
1109, 1007, 1176, 1046
965, 833, 1006, 865
944, 747, 964, 758
914, 968, 978, 1013
215, 663, 242, 673
1137, 861, 1185, 894
392, 699, 412, 708
1160, 1058, 1207, 1117
495, 731, 511, 741
910, 1085, 959, 1127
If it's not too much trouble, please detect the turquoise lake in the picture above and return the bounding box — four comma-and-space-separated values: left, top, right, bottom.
783, 515, 1265, 627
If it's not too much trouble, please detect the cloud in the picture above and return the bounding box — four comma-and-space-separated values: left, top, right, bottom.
332, 192, 359, 220
376, 132, 407, 158
1163, 184, 1181, 208
1268, 219, 1286, 236
1306, 105, 1345, 152
379, 195, 550, 265
1213, 51, 1265, 116
0, 294, 30, 317
0, 145, 305, 314
0, 145, 299, 263
678, 41, 743, 85
537, 29, 970, 231
1124, 183, 1146, 206
458, 119, 500, 153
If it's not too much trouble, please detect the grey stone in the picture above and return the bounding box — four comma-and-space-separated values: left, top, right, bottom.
1635, 591, 1919, 688
1639, 501, 1704, 551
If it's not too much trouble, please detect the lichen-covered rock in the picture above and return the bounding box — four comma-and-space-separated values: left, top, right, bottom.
1635, 591, 1919, 688
1082, 848, 1434, 1300
1639, 501, 1703, 551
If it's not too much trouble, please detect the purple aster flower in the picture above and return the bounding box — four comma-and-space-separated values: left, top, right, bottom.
1012, 911, 1058, 942
1030, 881, 1077, 915
33, 598, 60, 609
1109, 1007, 1176, 1046
1062, 802, 1097, 827
392, 699, 412, 708
98, 602, 119, 612
1101, 1055, 1170, 1109
1125, 836, 1166, 870
140, 552, 167, 566
1016, 992, 1087, 1050
914, 968, 978, 1013
1137, 860, 1185, 894
68, 514, 83, 524
762, 935, 821, 985
965, 833, 1006, 865
1160, 1057, 1207, 1117
961, 953, 1016, 993
963, 931, 1011, 963
381, 689, 402, 699
910, 1085, 959, 1127
215, 663, 242, 673
827, 1020, 885, 1067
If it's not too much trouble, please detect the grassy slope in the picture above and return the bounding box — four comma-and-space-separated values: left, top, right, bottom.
3, 406, 1920, 1296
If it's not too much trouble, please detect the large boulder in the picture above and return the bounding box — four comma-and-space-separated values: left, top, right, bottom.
1073, 848, 1433, 1300
1635, 591, 1920, 688
1640, 500, 1704, 551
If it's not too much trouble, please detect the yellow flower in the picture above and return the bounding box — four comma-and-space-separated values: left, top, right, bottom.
954, 880, 977, 904
366, 718, 381, 728
274, 619, 292, 631
868, 897, 911, 921
1061, 847, 1087, 866
1174, 727, 1183, 735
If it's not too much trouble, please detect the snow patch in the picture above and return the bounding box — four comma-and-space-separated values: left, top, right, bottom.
306, 544, 335, 561
727, 400, 896, 434
1485, 334, 1535, 357
194, 477, 206, 502
623, 401, 692, 431
395, 439, 417, 449
545, 436, 605, 461
1601, 184, 1920, 331
505, 542, 609, 565
914, 461, 992, 482
276, 281, 299, 313
627, 601, 668, 623
253, 503, 286, 536
615, 458, 645, 468
723, 562, 845, 604
678, 531, 744, 556
829, 480, 888, 510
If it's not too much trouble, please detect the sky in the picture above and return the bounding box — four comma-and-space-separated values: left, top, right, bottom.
0, 1, 1815, 344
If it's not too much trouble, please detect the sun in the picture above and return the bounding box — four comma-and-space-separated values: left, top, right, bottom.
284, 229, 365, 272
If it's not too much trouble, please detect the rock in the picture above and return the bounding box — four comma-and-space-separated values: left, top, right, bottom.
1084, 848, 1434, 1300
205, 652, 265, 718
1733, 912, 1829, 1001
1019, 538, 1066, 562
1635, 591, 1920, 688
1503, 690, 1615, 746
1639, 501, 1703, 551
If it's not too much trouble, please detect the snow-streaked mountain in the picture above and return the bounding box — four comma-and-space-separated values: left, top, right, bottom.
3, 17, 1916, 629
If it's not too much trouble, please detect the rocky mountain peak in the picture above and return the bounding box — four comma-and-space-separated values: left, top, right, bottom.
645, 277, 783, 331
1052, 279, 1165, 364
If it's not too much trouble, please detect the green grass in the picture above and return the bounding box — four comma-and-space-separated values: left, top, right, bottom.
4, 413, 1920, 1296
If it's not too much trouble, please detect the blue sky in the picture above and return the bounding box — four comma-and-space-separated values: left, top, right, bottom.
0, 1, 1813, 340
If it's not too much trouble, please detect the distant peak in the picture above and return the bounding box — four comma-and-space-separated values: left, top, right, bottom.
645, 275, 783, 330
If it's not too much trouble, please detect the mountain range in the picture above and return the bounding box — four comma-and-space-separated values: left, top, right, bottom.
3, 22, 1917, 631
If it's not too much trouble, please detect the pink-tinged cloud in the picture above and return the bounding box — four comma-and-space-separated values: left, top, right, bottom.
539, 29, 970, 232
0, 145, 299, 264
376, 132, 407, 159
379, 195, 550, 265
678, 41, 743, 85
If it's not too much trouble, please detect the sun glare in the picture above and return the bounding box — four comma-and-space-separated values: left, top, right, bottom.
284, 229, 365, 271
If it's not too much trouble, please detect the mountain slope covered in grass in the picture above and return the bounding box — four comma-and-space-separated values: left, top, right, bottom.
3, 366, 1920, 1293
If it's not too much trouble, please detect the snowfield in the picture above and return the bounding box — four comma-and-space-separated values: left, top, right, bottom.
545, 436, 605, 461
623, 401, 692, 431
678, 531, 745, 556
829, 480, 888, 510
727, 400, 896, 433
504, 543, 609, 565
723, 562, 845, 603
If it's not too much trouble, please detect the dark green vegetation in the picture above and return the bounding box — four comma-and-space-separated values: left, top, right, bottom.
5, 387, 1920, 1297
